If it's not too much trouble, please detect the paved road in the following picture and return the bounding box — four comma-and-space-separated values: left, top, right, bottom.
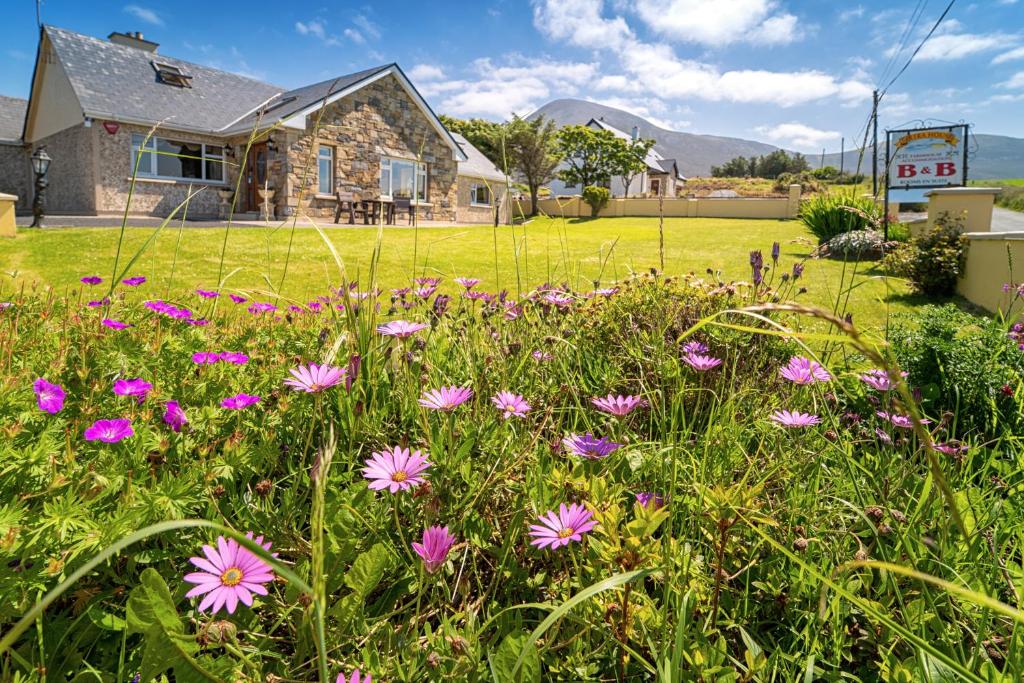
992, 207, 1024, 232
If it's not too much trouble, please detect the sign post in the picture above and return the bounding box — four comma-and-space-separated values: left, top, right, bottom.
884, 124, 969, 239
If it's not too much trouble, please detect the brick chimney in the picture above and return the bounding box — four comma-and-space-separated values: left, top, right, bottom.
108, 31, 159, 52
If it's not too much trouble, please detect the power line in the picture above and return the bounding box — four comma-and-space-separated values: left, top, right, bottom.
876, 0, 929, 89
881, 0, 957, 95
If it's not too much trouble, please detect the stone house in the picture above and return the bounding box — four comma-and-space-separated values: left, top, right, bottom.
547, 118, 686, 198
0, 25, 507, 223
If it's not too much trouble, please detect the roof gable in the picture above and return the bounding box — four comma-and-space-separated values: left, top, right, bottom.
452, 132, 506, 181
0, 96, 27, 142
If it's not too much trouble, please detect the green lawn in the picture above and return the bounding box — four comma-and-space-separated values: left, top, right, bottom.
0, 217, 919, 333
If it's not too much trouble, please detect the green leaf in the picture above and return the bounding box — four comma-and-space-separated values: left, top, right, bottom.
126, 568, 226, 683
86, 605, 126, 632
343, 543, 393, 598
489, 632, 540, 683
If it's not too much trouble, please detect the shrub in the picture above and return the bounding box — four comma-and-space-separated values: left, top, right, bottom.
811, 166, 839, 180
582, 185, 610, 217
882, 211, 967, 296
890, 303, 1024, 437
798, 190, 882, 243
773, 171, 822, 195
817, 229, 892, 261
994, 185, 1024, 212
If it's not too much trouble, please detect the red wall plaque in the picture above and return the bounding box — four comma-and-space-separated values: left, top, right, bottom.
102, 121, 120, 135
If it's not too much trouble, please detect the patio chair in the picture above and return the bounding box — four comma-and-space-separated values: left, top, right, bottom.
393, 197, 414, 225
333, 191, 358, 224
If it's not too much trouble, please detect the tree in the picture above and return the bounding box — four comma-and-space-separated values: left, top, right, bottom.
555, 125, 621, 190
507, 115, 561, 216
439, 115, 509, 173
611, 137, 655, 197
711, 156, 752, 178
711, 150, 810, 179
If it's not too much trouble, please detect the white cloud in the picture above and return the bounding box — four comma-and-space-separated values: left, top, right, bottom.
123, 4, 164, 26
913, 31, 1010, 60
353, 15, 381, 41
993, 46, 1024, 64
295, 20, 327, 40
1000, 71, 1024, 89
839, 6, 865, 22
409, 64, 446, 81
343, 28, 365, 44
634, 0, 801, 46
755, 122, 840, 150
879, 91, 974, 118
532, 0, 633, 50
585, 96, 691, 130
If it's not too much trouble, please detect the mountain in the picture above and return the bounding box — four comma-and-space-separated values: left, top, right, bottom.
527, 98, 1024, 179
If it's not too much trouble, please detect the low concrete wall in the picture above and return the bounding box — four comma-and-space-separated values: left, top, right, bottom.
958, 232, 1024, 319
523, 184, 801, 220
0, 193, 16, 237
926, 187, 1000, 233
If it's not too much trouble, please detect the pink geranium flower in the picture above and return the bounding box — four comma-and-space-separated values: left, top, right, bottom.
683, 353, 723, 372
779, 356, 831, 384
163, 400, 187, 432
196, 289, 219, 298
412, 525, 457, 573
221, 394, 260, 410
229, 294, 247, 304
33, 378, 66, 414
102, 318, 133, 330
220, 352, 249, 365
529, 503, 596, 550
192, 352, 222, 364
491, 391, 530, 419
80, 276, 102, 285
377, 320, 428, 338
361, 446, 431, 493
336, 671, 371, 683
113, 378, 153, 403
183, 533, 275, 614
591, 393, 646, 416
769, 410, 822, 428
84, 418, 134, 443
283, 363, 346, 393
122, 276, 146, 287
419, 386, 474, 411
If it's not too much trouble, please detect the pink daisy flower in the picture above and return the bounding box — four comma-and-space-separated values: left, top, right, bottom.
529, 503, 596, 550
780, 356, 832, 385
84, 418, 134, 443
933, 442, 968, 456
183, 533, 275, 614
682, 340, 708, 354
532, 350, 553, 362
377, 320, 429, 338
683, 353, 723, 372
336, 671, 371, 683
491, 391, 531, 419
769, 410, 822, 428
283, 363, 346, 393
33, 378, 65, 414
876, 411, 929, 430
591, 393, 647, 417
859, 369, 907, 392
419, 386, 474, 411
113, 378, 152, 403
562, 433, 622, 459
101, 318, 133, 331
362, 446, 431, 493
412, 525, 457, 573
221, 394, 260, 410
454, 277, 480, 289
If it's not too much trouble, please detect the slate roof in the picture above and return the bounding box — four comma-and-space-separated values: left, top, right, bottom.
655, 158, 686, 181
44, 25, 282, 133
451, 132, 506, 182
0, 96, 27, 142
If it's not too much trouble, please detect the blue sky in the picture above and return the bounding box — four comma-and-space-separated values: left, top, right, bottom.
2, 0, 1023, 152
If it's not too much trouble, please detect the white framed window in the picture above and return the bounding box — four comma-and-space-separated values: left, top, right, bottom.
379, 156, 427, 201
469, 183, 491, 206
131, 133, 224, 182
318, 145, 334, 195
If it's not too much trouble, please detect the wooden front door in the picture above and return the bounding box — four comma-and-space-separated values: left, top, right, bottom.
244, 142, 269, 212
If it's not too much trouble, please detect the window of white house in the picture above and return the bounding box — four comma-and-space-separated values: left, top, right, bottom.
131, 134, 224, 182
470, 183, 491, 206
379, 157, 427, 201
318, 146, 334, 195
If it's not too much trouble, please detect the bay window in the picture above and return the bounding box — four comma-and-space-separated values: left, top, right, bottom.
131, 134, 224, 182
379, 157, 427, 201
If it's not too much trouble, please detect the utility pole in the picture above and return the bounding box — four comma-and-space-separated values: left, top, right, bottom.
839, 137, 845, 176
871, 89, 879, 196
820, 148, 826, 168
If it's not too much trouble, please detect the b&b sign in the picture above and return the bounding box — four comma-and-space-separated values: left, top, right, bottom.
887, 125, 967, 190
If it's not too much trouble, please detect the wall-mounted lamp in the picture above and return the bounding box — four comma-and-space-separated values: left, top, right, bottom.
266, 136, 277, 152
223, 143, 234, 158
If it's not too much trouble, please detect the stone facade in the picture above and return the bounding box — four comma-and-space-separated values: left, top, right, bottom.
279, 74, 458, 222
456, 175, 509, 224
0, 143, 31, 212
94, 123, 231, 218
31, 124, 96, 214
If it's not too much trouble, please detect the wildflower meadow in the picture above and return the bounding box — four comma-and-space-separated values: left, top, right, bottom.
1, 241, 1024, 682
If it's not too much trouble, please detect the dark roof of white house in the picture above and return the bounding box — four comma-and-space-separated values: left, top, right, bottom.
43, 26, 283, 133
0, 96, 27, 142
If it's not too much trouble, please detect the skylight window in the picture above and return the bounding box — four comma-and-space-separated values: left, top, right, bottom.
151, 61, 193, 88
